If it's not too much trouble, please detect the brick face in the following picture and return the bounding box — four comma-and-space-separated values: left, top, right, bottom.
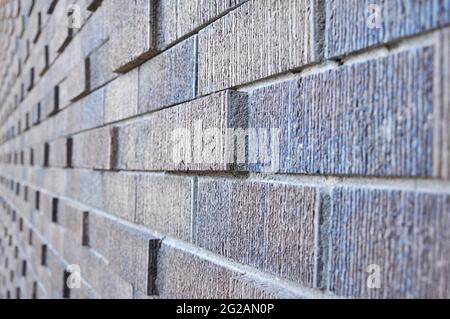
1, 0, 450, 300
195, 179, 317, 287
198, 0, 320, 95
328, 188, 450, 298
248, 47, 436, 177
325, 0, 450, 58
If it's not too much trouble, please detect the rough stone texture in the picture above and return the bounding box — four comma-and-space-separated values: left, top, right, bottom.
325, 0, 450, 58
138, 36, 197, 114
198, 0, 321, 95
328, 188, 450, 298
196, 179, 317, 287
107, 0, 158, 72
249, 47, 436, 177
117, 90, 248, 171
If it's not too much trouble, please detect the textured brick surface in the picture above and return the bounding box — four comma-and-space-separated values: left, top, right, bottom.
138, 36, 197, 114
325, 0, 450, 58
72, 126, 117, 170
328, 188, 450, 298
198, 0, 321, 95
136, 175, 193, 241
248, 47, 436, 177
117, 90, 248, 171
1, 0, 450, 300
107, 0, 158, 72
196, 179, 317, 287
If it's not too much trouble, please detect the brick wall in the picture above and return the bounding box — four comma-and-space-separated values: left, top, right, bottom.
0, 0, 449, 299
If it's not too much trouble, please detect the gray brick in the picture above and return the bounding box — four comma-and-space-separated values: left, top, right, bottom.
107, 0, 158, 72
198, 0, 321, 95
136, 175, 193, 241
195, 179, 317, 287
48, 138, 71, 168
158, 0, 246, 48
434, 29, 450, 179
66, 59, 89, 102
117, 90, 248, 171
101, 172, 136, 222
104, 68, 138, 124
89, 213, 159, 295
88, 41, 117, 91
325, 0, 450, 58
72, 126, 117, 170
138, 36, 196, 114
249, 46, 436, 177
328, 188, 450, 298
156, 243, 240, 299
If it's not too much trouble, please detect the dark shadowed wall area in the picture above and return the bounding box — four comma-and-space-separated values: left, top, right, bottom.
0, 0, 449, 299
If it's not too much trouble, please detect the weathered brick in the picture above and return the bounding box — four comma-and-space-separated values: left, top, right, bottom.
328, 188, 450, 298
138, 36, 196, 114
196, 179, 317, 287
71, 126, 117, 170
104, 68, 138, 124
107, 0, 158, 72
249, 46, 436, 177
325, 0, 450, 58
117, 90, 248, 171
198, 0, 321, 95
136, 175, 193, 241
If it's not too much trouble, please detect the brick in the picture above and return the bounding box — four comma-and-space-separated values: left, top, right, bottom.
60, 202, 87, 245
101, 172, 136, 222
328, 188, 450, 298
65, 88, 104, 135
71, 126, 117, 170
195, 179, 317, 287
65, 59, 90, 102
89, 213, 159, 295
107, 0, 158, 72
48, 138, 71, 168
156, 243, 240, 298
325, 0, 450, 58
138, 36, 196, 114
136, 175, 193, 241
158, 0, 246, 47
42, 86, 59, 118
88, 41, 117, 91
434, 29, 450, 179
249, 46, 436, 177
104, 68, 138, 124
78, 247, 133, 299
117, 90, 248, 171
198, 0, 321, 95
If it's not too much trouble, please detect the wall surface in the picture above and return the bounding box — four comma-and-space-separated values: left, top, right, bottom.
0, 0, 449, 299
